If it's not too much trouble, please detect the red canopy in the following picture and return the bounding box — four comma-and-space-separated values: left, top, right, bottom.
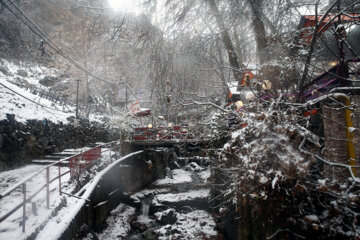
299, 14, 360, 44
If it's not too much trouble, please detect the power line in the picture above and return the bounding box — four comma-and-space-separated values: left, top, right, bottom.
1, 0, 117, 84
0, 81, 71, 114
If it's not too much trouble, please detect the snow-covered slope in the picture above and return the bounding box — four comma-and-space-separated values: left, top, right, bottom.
0, 59, 74, 123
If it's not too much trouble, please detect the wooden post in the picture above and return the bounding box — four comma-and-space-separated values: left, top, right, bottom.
22, 183, 26, 233
76, 79, 81, 119
46, 167, 50, 209
58, 164, 62, 195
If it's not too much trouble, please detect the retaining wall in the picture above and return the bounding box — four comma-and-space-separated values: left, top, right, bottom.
0, 114, 120, 171
58, 149, 170, 240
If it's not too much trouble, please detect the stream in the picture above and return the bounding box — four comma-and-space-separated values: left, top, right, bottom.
83, 153, 223, 240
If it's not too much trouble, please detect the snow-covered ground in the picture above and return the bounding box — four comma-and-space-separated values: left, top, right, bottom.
123, 163, 218, 240
0, 164, 72, 240
155, 210, 217, 240
0, 59, 107, 123
198, 168, 210, 183
0, 59, 74, 123
0, 79, 73, 123
154, 188, 210, 204
153, 169, 192, 185
95, 203, 135, 239
0, 147, 116, 240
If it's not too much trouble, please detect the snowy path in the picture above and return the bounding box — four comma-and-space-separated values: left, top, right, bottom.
0, 147, 114, 239
0, 164, 71, 239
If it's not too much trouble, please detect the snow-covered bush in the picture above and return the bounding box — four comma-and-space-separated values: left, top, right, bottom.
211, 99, 360, 239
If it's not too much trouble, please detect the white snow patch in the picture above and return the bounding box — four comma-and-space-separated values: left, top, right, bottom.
0, 79, 73, 123
0, 165, 71, 240
130, 188, 171, 203
154, 210, 217, 240
272, 176, 278, 189
232, 129, 243, 139
305, 214, 319, 223
154, 189, 209, 204
198, 169, 210, 183
154, 169, 192, 185
318, 179, 326, 187
259, 176, 268, 184
96, 203, 135, 239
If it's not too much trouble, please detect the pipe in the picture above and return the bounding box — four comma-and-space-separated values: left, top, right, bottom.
332, 93, 357, 177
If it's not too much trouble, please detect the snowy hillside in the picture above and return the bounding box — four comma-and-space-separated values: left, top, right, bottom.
0, 59, 74, 123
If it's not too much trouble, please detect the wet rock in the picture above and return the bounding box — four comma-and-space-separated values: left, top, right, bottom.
67, 116, 75, 123
185, 162, 204, 172
59, 72, 70, 79
50, 83, 69, 92
37, 136, 49, 147
0, 134, 4, 147
6, 113, 15, 124
142, 229, 156, 240
179, 206, 194, 214
131, 221, 148, 232
0, 66, 10, 76
156, 208, 177, 225
39, 76, 57, 87
171, 228, 181, 234
15, 77, 30, 87
17, 69, 28, 77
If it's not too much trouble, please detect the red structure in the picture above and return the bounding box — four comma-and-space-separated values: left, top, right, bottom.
298, 14, 360, 44
69, 146, 102, 177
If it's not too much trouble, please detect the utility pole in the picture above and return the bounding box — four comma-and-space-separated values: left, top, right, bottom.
125, 81, 128, 106
75, 79, 81, 119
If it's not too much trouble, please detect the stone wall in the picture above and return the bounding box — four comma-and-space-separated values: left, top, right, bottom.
322, 94, 360, 177
58, 149, 170, 240
0, 114, 120, 171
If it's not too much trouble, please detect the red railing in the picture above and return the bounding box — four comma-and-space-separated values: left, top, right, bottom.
0, 144, 106, 233
69, 146, 101, 177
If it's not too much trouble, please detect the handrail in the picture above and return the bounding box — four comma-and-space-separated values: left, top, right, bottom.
0, 152, 79, 199
0, 142, 121, 199
0, 142, 119, 233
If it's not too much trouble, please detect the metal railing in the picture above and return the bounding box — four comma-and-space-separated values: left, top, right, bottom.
0, 142, 120, 233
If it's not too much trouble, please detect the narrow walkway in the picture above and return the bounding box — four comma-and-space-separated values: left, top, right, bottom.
0, 146, 114, 240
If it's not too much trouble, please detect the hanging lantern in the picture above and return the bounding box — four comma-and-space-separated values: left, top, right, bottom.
262, 80, 272, 90
235, 101, 244, 109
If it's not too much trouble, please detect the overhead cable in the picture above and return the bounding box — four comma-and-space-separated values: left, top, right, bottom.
1, 0, 117, 84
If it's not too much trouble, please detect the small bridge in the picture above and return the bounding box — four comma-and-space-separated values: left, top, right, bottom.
121, 139, 211, 156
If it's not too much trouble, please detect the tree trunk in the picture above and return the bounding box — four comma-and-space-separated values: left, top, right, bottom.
207, 0, 243, 87
248, 0, 268, 66
233, 27, 244, 66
